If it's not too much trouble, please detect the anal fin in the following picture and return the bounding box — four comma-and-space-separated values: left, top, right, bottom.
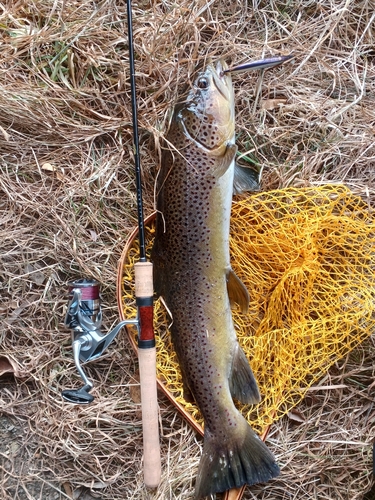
229, 343, 261, 405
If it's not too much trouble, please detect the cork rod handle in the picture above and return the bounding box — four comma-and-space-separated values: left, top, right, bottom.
134, 261, 161, 488
138, 346, 161, 488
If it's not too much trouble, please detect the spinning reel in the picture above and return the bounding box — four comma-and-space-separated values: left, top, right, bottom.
62, 279, 137, 404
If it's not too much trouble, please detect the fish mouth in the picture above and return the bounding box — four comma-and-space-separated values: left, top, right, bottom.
211, 60, 233, 103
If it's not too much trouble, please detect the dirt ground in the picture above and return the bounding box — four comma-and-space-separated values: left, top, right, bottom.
0, 392, 98, 500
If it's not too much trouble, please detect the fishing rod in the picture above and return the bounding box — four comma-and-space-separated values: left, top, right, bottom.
126, 0, 161, 489
61, 0, 161, 489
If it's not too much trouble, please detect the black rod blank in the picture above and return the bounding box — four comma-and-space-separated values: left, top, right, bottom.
126, 0, 146, 262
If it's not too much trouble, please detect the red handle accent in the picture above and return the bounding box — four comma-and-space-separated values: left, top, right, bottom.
138, 305, 154, 341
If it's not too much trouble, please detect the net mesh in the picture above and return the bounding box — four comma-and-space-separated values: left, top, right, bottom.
120, 184, 375, 434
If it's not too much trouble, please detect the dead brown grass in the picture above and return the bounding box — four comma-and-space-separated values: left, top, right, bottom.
0, 0, 374, 499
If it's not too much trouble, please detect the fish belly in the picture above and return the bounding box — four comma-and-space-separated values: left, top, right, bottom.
169, 160, 235, 420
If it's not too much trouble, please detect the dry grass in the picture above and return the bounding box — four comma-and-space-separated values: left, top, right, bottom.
0, 0, 374, 499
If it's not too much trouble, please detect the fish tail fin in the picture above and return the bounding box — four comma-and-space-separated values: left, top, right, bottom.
195, 418, 279, 499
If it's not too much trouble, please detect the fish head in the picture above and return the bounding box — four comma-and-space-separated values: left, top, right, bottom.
178, 60, 235, 153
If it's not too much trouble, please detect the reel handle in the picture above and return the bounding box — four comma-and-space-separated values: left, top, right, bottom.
61, 386, 94, 404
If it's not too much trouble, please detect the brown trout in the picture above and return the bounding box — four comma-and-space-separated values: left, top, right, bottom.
152, 60, 279, 498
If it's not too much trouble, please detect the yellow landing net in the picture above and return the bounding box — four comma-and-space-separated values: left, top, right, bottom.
120, 184, 375, 434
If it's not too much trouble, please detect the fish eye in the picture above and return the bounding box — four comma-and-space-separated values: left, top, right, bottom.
197, 77, 209, 89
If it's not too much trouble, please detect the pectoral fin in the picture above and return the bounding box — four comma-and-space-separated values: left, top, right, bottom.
213, 143, 237, 178
226, 268, 249, 314
182, 380, 195, 403
233, 162, 261, 194
151, 239, 167, 298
